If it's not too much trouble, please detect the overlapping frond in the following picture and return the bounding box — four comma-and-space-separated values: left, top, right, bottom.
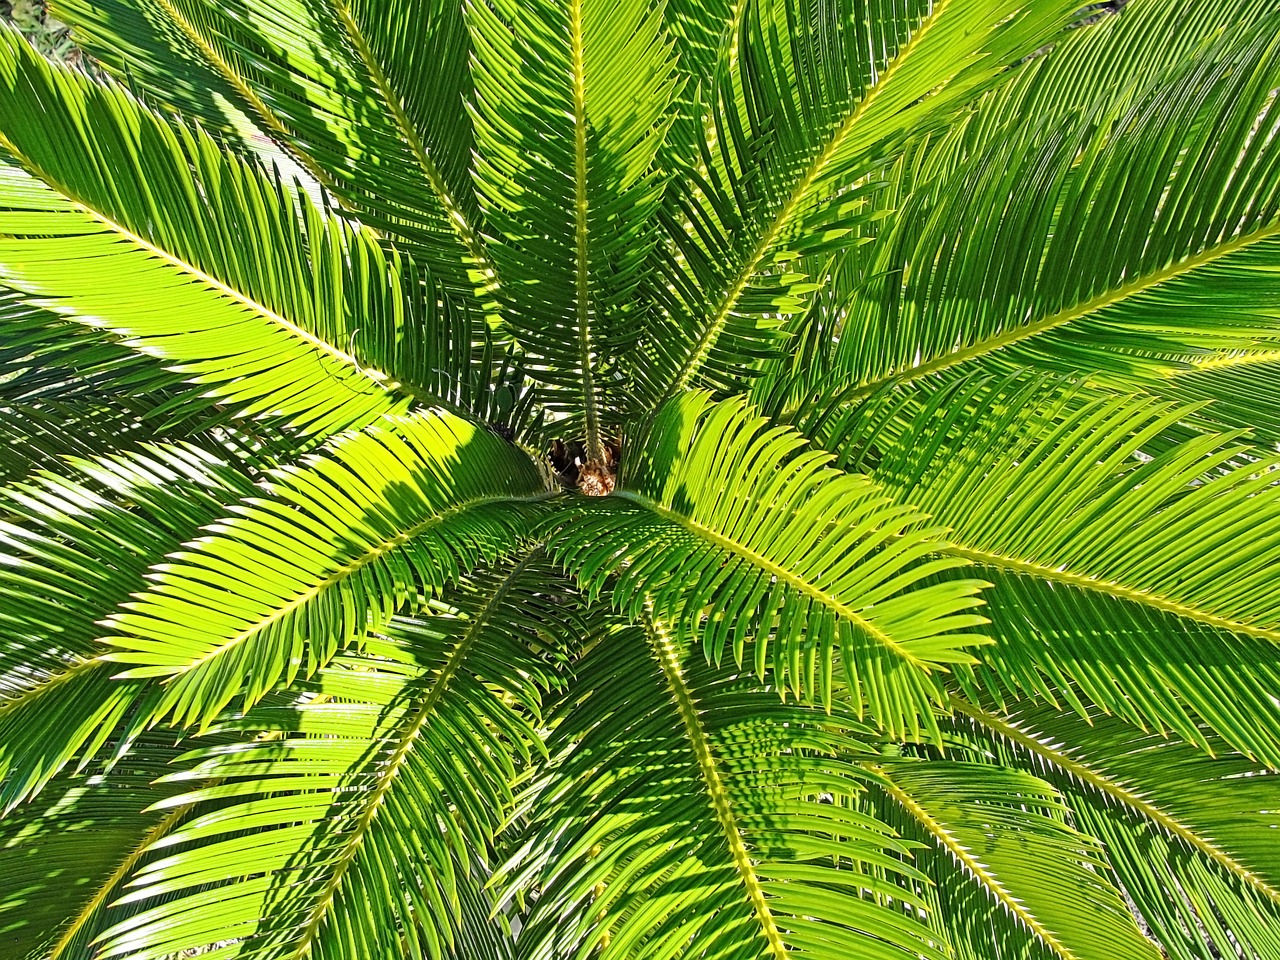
0, 30, 420, 437
94, 565, 570, 960
635, 0, 1084, 404
824, 372, 1280, 761
499, 618, 944, 960
821, 12, 1280, 403
1150, 353, 1280, 450
549, 392, 987, 739
0, 735, 187, 960
52, 0, 493, 302
0, 444, 257, 808
950, 703, 1280, 960
870, 759, 1160, 960
467, 0, 679, 457
0, 291, 191, 467
46, 0, 262, 143
0, 286, 314, 484
102, 411, 547, 730
658, 0, 743, 139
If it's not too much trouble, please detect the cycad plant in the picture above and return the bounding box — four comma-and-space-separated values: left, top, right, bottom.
2, 0, 1279, 957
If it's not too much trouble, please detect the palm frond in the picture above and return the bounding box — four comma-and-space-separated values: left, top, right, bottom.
549, 392, 988, 740
47, 0, 266, 143
95, 561, 569, 960
0, 444, 257, 808
102, 411, 547, 730
499, 617, 945, 960
1142, 353, 1280, 450
467, 0, 680, 458
819, 14, 1280, 404
635, 0, 1084, 405
0, 30, 415, 437
51, 0, 493, 303
0, 289, 311, 484
824, 372, 1280, 762
870, 759, 1160, 960
0, 734, 187, 960
958, 570, 1280, 769
950, 702, 1280, 960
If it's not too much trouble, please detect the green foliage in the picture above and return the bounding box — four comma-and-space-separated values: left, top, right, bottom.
1, 0, 1279, 958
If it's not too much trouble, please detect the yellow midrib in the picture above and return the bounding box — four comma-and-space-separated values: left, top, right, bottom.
945, 542, 1280, 645
1191, 347, 1280, 372
0, 131, 402, 397
0, 656, 101, 724
644, 608, 788, 959
614, 490, 927, 670
46, 802, 191, 959
873, 763, 1080, 960
150, 492, 547, 676
950, 697, 1280, 907
326, 0, 494, 282
289, 557, 533, 959
570, 0, 603, 464
846, 220, 1280, 402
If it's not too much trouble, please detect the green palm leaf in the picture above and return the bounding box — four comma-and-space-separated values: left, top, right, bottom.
499, 617, 943, 960
637, 0, 1084, 404
870, 759, 1160, 960
102, 410, 548, 729
467, 0, 680, 458
0, 30, 414, 437
821, 13, 1280, 404
827, 372, 1280, 761
2, 2, 1279, 956
0, 444, 257, 808
51, 0, 492, 301
950, 702, 1280, 960
551, 391, 988, 739
0, 735, 188, 960
93, 563, 568, 960
1147, 353, 1280, 449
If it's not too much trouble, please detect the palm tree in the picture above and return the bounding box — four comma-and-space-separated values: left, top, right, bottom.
1, 0, 1279, 956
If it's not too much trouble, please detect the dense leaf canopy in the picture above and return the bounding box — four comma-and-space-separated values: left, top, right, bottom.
1, 0, 1279, 957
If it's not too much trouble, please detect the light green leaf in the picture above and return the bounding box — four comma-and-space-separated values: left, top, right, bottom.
101, 411, 547, 729
467, 0, 680, 456
94, 562, 566, 960
499, 616, 944, 960
0, 30, 412, 437
550, 391, 988, 740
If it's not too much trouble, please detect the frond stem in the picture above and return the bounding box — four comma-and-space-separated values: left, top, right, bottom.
949, 697, 1280, 906
0, 656, 101, 725
46, 802, 191, 959
643, 606, 787, 959
656, 0, 955, 404
872, 762, 1079, 960
946, 543, 1280, 645
290, 554, 536, 957
571, 0, 604, 464
1191, 347, 1280, 371
844, 220, 1280, 402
